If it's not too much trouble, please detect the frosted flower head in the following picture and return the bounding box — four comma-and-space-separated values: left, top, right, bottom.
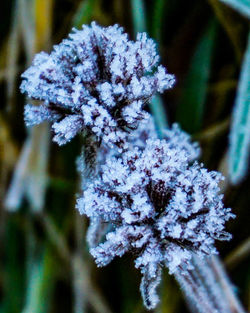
161, 123, 200, 162
21, 22, 175, 148
77, 117, 200, 181
77, 139, 234, 309
127, 118, 200, 160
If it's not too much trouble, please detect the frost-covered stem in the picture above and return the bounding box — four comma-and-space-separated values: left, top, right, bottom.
73, 212, 87, 313
177, 255, 246, 313
175, 266, 215, 313
80, 131, 100, 189
208, 256, 245, 313
192, 255, 231, 312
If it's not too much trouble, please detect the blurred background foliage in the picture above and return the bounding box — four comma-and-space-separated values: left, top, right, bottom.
0, 0, 249, 312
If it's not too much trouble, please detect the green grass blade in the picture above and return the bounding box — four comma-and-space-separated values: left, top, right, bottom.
151, 0, 165, 42
176, 20, 216, 134
151, 95, 169, 136
72, 0, 98, 28
130, 0, 169, 133
3, 217, 25, 313
229, 31, 250, 184
219, 0, 250, 19
22, 247, 55, 313
130, 0, 147, 34
208, 0, 243, 63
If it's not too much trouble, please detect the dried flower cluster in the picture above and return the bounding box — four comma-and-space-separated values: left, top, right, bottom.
77, 137, 234, 309
21, 22, 234, 311
77, 117, 200, 177
21, 22, 174, 148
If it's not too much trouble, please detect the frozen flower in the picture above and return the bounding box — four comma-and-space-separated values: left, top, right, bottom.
161, 123, 200, 162
77, 116, 200, 183
21, 22, 175, 148
77, 139, 234, 309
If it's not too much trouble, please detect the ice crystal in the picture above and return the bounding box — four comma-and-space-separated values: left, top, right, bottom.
21, 22, 175, 148
77, 139, 234, 309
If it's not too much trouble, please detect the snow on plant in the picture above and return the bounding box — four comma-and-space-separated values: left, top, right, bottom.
21, 22, 175, 149
77, 138, 234, 309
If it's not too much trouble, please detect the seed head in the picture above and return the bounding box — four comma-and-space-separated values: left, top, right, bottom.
21, 22, 175, 148
77, 138, 234, 309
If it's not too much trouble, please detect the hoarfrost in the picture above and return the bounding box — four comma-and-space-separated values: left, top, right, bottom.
21, 22, 175, 148
77, 138, 234, 309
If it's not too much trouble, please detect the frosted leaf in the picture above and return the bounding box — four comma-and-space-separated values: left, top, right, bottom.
21, 22, 175, 148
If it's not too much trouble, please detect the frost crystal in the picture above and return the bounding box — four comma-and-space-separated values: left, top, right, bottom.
77, 139, 234, 310
21, 22, 175, 148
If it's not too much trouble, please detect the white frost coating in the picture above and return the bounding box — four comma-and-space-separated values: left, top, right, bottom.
21, 21, 235, 310
78, 138, 234, 309
21, 22, 175, 148
78, 116, 201, 182
52, 115, 83, 145
162, 123, 200, 162
24, 104, 61, 127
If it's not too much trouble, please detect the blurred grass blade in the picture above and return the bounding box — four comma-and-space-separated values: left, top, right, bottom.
176, 20, 216, 134
228, 32, 250, 184
4, 134, 33, 210
25, 124, 50, 210
72, 254, 87, 313
208, 0, 242, 62
5, 0, 53, 211
131, 0, 168, 132
6, 0, 20, 112
72, 256, 113, 313
151, 0, 165, 42
22, 248, 55, 313
209, 256, 246, 313
5, 124, 50, 211
42, 213, 113, 313
0, 114, 18, 168
151, 95, 169, 135
24, 0, 53, 209
19, 0, 35, 61
150, 0, 170, 134
130, 0, 147, 34
3, 217, 25, 313
219, 0, 250, 19
73, 0, 98, 28
34, 0, 53, 51
158, 274, 180, 313
225, 237, 250, 269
